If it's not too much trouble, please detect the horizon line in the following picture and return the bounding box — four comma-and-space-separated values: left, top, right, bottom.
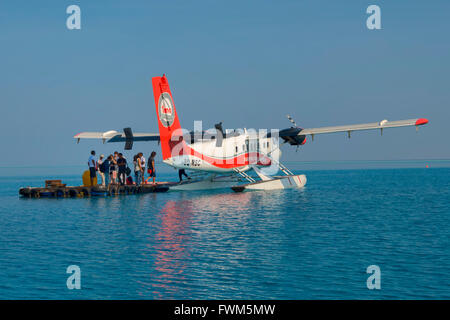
1, 158, 450, 169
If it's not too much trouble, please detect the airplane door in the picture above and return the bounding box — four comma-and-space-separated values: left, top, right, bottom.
247, 136, 259, 164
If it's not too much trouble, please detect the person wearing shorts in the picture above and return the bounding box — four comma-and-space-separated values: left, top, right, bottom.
97, 154, 105, 186
139, 153, 146, 184
112, 151, 119, 184
88, 150, 97, 186
146, 151, 156, 184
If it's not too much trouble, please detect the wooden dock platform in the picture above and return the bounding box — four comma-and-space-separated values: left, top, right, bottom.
19, 180, 171, 198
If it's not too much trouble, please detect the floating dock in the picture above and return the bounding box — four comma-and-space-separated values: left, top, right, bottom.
19, 180, 170, 198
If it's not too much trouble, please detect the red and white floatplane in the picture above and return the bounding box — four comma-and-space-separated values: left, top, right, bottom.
74, 75, 429, 192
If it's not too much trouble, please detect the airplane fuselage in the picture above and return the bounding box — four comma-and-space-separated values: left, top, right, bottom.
164, 130, 280, 173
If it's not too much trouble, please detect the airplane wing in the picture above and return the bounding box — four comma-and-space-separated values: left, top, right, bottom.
300, 118, 429, 136
74, 129, 160, 149
279, 118, 429, 145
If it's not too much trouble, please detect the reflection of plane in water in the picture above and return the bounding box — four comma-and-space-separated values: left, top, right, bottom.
149, 189, 307, 298
151, 198, 192, 299
75, 74, 429, 192
149, 192, 254, 298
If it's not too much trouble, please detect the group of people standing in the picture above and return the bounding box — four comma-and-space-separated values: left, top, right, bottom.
133, 151, 156, 186
88, 150, 156, 187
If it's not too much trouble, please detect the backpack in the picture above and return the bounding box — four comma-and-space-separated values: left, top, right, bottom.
99, 161, 106, 173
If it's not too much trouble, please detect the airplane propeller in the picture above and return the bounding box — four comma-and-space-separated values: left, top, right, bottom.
214, 122, 224, 147
286, 114, 298, 128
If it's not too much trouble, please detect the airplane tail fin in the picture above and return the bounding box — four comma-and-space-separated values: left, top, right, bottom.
152, 74, 183, 160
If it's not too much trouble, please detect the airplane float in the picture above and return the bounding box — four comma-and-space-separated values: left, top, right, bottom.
74, 74, 429, 192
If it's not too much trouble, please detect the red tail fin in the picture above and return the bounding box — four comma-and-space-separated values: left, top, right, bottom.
152, 74, 182, 160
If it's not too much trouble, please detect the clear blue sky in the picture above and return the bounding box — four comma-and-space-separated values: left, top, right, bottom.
0, 0, 448, 167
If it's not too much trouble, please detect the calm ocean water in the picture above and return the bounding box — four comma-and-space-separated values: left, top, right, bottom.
0, 162, 449, 299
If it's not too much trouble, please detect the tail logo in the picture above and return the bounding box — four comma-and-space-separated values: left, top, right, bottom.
158, 92, 175, 128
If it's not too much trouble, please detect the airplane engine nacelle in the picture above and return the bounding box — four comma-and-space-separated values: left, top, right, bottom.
279, 127, 307, 146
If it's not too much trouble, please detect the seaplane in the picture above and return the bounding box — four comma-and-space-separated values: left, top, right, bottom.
74, 74, 429, 192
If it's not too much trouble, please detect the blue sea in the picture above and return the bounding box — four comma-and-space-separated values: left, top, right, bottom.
0, 161, 449, 299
